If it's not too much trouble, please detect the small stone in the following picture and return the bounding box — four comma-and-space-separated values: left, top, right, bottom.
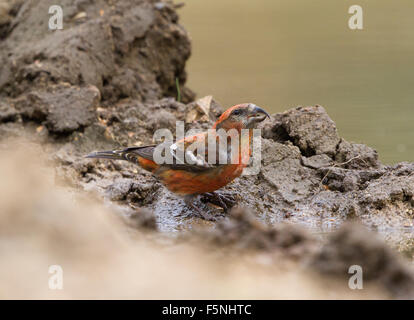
73, 12, 87, 20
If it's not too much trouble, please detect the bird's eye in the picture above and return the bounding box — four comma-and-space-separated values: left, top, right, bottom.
232, 109, 241, 116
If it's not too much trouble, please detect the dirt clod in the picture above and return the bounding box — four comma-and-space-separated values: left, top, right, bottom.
205, 207, 318, 260
311, 223, 414, 298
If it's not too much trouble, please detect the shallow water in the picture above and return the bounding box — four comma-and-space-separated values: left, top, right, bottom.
181, 0, 414, 164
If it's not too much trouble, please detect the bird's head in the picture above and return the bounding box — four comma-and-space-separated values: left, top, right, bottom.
213, 103, 270, 131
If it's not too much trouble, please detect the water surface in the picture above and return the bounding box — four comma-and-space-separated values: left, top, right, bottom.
181, 0, 414, 163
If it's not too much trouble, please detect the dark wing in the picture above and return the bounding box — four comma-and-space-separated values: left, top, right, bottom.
163, 132, 231, 173
86, 132, 238, 173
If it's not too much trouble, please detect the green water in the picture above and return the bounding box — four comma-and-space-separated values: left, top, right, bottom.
180, 0, 414, 164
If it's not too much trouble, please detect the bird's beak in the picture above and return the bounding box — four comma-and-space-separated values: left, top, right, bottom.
253, 105, 270, 119
248, 104, 270, 123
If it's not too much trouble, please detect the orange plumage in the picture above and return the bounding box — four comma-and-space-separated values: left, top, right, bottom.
86, 103, 269, 219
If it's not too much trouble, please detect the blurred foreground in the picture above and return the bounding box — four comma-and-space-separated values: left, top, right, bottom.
1, 141, 413, 299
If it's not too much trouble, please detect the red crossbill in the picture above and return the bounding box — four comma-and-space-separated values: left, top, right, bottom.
86, 103, 269, 220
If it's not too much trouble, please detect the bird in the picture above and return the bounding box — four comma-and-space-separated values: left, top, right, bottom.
86, 103, 270, 220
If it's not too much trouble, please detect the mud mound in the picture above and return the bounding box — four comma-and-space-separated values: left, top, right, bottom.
0, 0, 193, 107
13, 83, 100, 134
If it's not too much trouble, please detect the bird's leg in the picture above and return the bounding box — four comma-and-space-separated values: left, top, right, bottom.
201, 191, 237, 212
204, 192, 228, 211
183, 195, 217, 221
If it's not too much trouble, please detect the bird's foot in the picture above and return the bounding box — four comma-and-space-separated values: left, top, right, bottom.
201, 191, 237, 213
182, 197, 219, 221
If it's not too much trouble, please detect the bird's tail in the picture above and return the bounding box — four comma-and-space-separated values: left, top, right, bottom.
85, 150, 127, 161
85, 146, 157, 170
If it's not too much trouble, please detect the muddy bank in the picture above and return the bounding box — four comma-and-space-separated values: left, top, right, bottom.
59, 103, 414, 239
1, 146, 413, 298
1, 0, 414, 247
1, 0, 414, 298
2, 147, 396, 299
2, 1, 413, 234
